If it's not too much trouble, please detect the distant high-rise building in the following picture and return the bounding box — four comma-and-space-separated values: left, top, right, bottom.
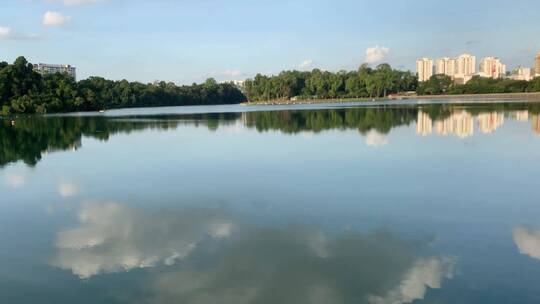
33, 63, 76, 80
436, 57, 457, 77
455, 54, 476, 77
416, 58, 433, 82
479, 57, 506, 79
509, 67, 533, 81
535, 52, 540, 77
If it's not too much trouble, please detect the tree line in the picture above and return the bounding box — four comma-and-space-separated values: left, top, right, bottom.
417, 74, 540, 95
243, 64, 418, 101
0, 57, 247, 115
243, 65, 540, 101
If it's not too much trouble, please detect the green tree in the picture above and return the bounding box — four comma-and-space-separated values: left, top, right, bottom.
417, 74, 453, 95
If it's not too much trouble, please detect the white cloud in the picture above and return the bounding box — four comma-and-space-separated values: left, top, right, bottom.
365, 46, 390, 64
4, 172, 25, 188
45, 0, 105, 6
0, 27, 12, 39
365, 130, 389, 147
298, 59, 314, 70
0, 27, 39, 41
368, 257, 456, 304
210, 69, 243, 81
222, 69, 242, 77
53, 202, 235, 279
513, 227, 540, 260
58, 182, 79, 197
0, 26, 12, 39
63, 0, 104, 5
43, 11, 72, 27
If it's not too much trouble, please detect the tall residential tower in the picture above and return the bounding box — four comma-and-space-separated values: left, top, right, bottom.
436, 57, 457, 77
416, 58, 433, 82
479, 57, 506, 79
456, 54, 476, 77
535, 52, 540, 77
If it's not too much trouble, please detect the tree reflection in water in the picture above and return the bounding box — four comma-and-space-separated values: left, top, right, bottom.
2, 102, 540, 167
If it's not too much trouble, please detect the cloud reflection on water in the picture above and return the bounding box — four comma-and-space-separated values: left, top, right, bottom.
513, 227, 540, 261
365, 130, 389, 147
57, 182, 80, 197
147, 228, 456, 304
3, 171, 26, 188
52, 202, 457, 303
53, 202, 234, 279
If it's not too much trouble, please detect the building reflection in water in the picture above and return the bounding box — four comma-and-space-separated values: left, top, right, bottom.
415, 110, 539, 138
532, 115, 540, 134
416, 112, 433, 136
435, 111, 474, 138
52, 202, 457, 303
477, 112, 504, 134
511, 111, 529, 122
416, 110, 475, 138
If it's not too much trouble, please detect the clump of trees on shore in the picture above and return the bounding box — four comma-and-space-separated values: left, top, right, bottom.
417, 74, 540, 95
243, 64, 540, 101
0, 57, 246, 115
243, 64, 418, 101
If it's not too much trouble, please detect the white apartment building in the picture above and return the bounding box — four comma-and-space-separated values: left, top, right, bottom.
33, 63, 77, 80
416, 58, 433, 82
479, 57, 506, 79
509, 67, 533, 81
455, 54, 476, 77
535, 52, 540, 77
436, 57, 457, 77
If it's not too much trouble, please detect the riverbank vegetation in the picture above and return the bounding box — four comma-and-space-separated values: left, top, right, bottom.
0, 57, 246, 115
243, 64, 418, 101
243, 64, 540, 102
417, 74, 540, 95
3, 55, 540, 113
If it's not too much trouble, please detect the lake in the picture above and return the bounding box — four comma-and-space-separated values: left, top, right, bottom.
2, 100, 540, 303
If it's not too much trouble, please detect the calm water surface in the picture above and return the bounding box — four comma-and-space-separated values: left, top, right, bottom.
2, 101, 540, 303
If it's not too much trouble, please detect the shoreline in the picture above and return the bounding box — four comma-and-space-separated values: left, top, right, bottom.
243, 92, 540, 105
4, 92, 540, 118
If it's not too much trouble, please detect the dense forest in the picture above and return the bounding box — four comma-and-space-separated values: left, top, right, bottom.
0, 57, 246, 115
243, 64, 418, 101
417, 74, 540, 95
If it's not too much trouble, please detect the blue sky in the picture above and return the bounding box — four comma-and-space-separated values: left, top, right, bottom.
1, 0, 539, 84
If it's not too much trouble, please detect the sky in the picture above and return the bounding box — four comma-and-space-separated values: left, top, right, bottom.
1, 0, 539, 84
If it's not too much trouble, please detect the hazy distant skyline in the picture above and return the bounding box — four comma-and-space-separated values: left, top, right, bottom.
2, 0, 539, 84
